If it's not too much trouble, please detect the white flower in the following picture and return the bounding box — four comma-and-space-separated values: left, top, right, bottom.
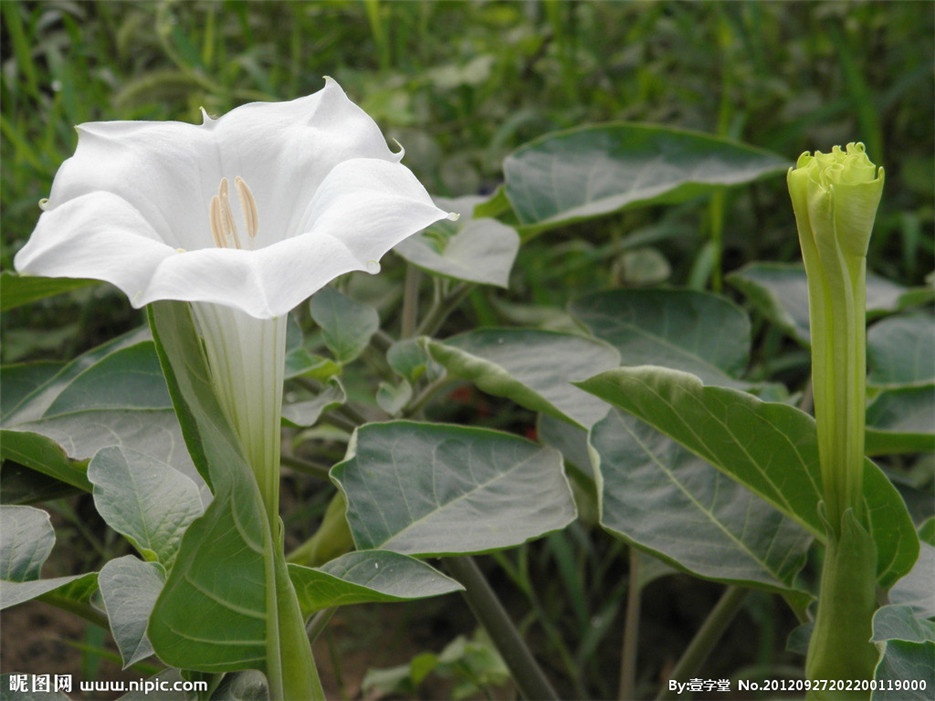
15, 79, 454, 527
14, 77, 452, 319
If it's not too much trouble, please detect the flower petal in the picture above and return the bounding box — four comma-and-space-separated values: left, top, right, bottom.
37, 79, 406, 250
14, 79, 452, 319
13, 192, 177, 306
134, 160, 450, 318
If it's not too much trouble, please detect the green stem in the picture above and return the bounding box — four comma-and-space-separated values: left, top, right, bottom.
805, 509, 878, 700
280, 453, 332, 480
415, 282, 474, 337
271, 537, 326, 701
618, 548, 641, 701
445, 556, 559, 701
37, 591, 110, 630
401, 263, 421, 338
656, 586, 748, 701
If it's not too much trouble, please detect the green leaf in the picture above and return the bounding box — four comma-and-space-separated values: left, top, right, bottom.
88, 446, 204, 567
1, 331, 196, 493
288, 550, 463, 618
387, 338, 443, 384
146, 302, 322, 698
0, 504, 53, 581
871, 639, 935, 701
98, 555, 166, 667
504, 123, 788, 234
332, 421, 577, 556
424, 329, 619, 428
0, 505, 89, 609
726, 263, 813, 345
569, 289, 753, 387
395, 196, 520, 287
866, 386, 935, 455
376, 379, 412, 416
0, 270, 97, 311
0, 361, 64, 419
146, 304, 270, 671
727, 263, 918, 346
868, 314, 935, 388
309, 287, 380, 364
873, 605, 935, 644
577, 366, 919, 588
282, 378, 346, 428
889, 542, 935, 619
590, 408, 812, 592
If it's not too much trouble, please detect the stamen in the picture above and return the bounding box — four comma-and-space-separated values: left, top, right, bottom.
209, 195, 224, 248
235, 176, 259, 239
217, 178, 242, 249
208, 176, 258, 249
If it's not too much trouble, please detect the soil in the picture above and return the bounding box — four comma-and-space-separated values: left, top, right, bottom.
0, 588, 503, 701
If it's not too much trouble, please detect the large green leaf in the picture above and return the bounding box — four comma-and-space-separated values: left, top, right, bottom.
569, 289, 752, 387
288, 550, 463, 618
866, 386, 935, 455
332, 421, 577, 556
0, 270, 98, 311
867, 314, 935, 388
590, 408, 812, 592
1, 331, 196, 492
727, 263, 922, 346
872, 638, 935, 701
88, 446, 204, 567
503, 123, 788, 234
577, 366, 919, 588
889, 542, 935, 619
425, 329, 619, 428
146, 302, 321, 697
98, 555, 166, 667
395, 196, 520, 287
0, 505, 90, 609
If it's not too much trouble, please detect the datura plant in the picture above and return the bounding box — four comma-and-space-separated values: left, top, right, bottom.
788, 143, 885, 698
14, 78, 453, 700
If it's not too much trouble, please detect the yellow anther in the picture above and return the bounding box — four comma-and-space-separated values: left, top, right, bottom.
209, 194, 224, 248
235, 176, 259, 239
217, 178, 241, 249
209, 176, 258, 249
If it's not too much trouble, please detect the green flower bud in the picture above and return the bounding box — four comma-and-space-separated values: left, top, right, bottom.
790, 143, 884, 699
787, 143, 884, 532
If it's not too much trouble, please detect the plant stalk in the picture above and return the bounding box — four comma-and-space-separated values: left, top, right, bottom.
446, 556, 559, 701
656, 585, 748, 701
618, 548, 641, 701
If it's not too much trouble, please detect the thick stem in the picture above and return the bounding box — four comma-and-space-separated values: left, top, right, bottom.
805, 509, 878, 701
445, 556, 559, 701
271, 526, 326, 701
